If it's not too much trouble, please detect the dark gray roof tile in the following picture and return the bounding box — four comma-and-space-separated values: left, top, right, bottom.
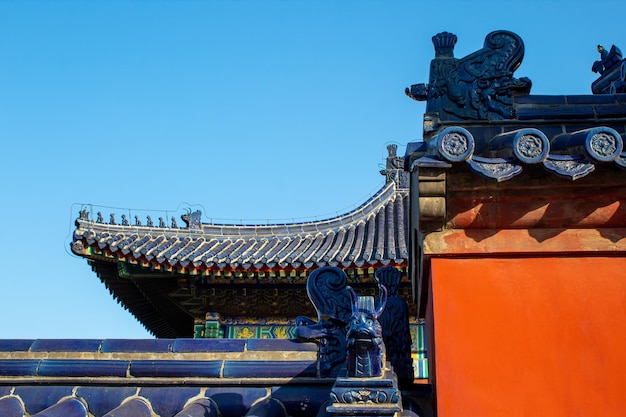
73, 182, 409, 271
324, 228, 346, 263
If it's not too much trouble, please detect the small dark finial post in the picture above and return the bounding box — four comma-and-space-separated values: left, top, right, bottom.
432, 31, 457, 58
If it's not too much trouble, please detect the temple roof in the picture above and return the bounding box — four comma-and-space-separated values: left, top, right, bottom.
405, 31, 626, 182
72, 180, 409, 273
69, 147, 412, 336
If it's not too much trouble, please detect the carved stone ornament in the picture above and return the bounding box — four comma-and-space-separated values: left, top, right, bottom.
437, 127, 475, 162
543, 155, 595, 180
467, 156, 522, 182
407, 30, 531, 121
296, 266, 352, 377
591, 44, 626, 94
585, 127, 623, 162
79, 207, 89, 220
71, 240, 85, 255
181, 209, 202, 230
379, 144, 409, 189
331, 387, 401, 405
512, 129, 550, 163
346, 285, 387, 378
327, 369, 403, 416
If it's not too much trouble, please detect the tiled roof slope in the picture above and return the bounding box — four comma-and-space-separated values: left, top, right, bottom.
72, 181, 409, 273
0, 338, 432, 416
0, 338, 328, 417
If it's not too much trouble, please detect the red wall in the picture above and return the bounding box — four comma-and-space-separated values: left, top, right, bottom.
430, 257, 626, 417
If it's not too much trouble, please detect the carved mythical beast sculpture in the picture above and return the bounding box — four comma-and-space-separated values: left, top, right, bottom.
406, 30, 531, 121
346, 285, 387, 378
181, 209, 202, 229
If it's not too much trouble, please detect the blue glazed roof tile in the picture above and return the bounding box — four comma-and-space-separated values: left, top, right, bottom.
0, 359, 40, 376
38, 360, 129, 378
103, 397, 152, 417
13, 386, 75, 414
139, 387, 204, 417
172, 338, 246, 353
129, 360, 222, 378
0, 396, 24, 417
0, 339, 34, 351
246, 339, 318, 352
31, 339, 103, 352
222, 360, 317, 379
75, 387, 138, 417
30, 397, 87, 417
100, 339, 174, 353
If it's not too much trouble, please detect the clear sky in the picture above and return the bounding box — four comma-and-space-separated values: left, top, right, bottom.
0, 0, 623, 338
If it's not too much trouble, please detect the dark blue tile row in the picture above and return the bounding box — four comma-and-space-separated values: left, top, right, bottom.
31, 339, 103, 353
0, 338, 315, 354
173, 338, 246, 353
246, 339, 317, 352
514, 94, 567, 105
516, 105, 596, 120
129, 360, 222, 378
100, 339, 174, 353
514, 94, 625, 106
223, 360, 317, 378
38, 360, 129, 378
0, 360, 40, 376
565, 94, 617, 105
0, 339, 35, 352
595, 105, 626, 118
0, 358, 319, 379
0, 386, 337, 417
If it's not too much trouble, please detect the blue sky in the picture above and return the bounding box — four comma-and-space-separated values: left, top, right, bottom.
0, 0, 623, 338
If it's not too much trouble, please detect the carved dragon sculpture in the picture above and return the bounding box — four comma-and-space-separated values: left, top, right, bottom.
346, 284, 387, 378
406, 30, 531, 121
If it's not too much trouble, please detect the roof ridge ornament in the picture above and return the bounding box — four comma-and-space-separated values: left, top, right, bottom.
379, 144, 409, 188
432, 31, 457, 58
406, 30, 532, 123
591, 43, 626, 94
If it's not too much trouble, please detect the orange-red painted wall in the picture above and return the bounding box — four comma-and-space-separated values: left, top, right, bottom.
430, 257, 626, 417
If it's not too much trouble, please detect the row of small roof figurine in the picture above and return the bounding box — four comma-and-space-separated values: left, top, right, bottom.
79, 206, 202, 228
95, 212, 179, 228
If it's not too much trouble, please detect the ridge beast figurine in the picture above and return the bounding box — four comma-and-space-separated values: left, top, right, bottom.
591, 43, 626, 94
296, 266, 392, 378
346, 283, 387, 378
